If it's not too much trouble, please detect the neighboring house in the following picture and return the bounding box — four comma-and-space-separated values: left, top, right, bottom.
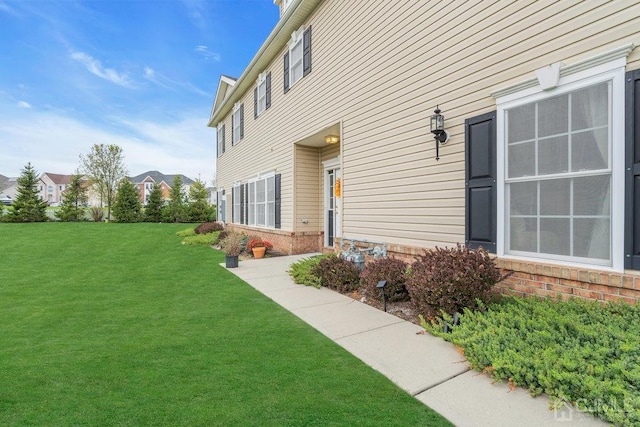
129, 171, 195, 205
38, 173, 72, 205
1, 177, 18, 202
0, 174, 9, 193
208, 0, 640, 301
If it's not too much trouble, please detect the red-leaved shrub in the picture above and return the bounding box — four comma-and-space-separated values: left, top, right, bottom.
406, 244, 501, 318
312, 256, 361, 293
360, 257, 409, 302
195, 221, 224, 234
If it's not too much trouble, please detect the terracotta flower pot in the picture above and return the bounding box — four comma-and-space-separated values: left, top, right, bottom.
252, 246, 266, 259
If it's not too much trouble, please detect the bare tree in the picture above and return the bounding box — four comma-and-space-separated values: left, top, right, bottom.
79, 144, 127, 221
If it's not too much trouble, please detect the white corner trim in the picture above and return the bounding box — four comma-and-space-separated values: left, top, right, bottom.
492, 43, 635, 99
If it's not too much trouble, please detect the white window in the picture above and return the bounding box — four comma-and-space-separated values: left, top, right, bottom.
248, 174, 275, 228
232, 104, 242, 144
48, 185, 53, 193
256, 73, 267, 116
232, 184, 241, 223
496, 57, 626, 270
288, 29, 303, 88
217, 124, 224, 157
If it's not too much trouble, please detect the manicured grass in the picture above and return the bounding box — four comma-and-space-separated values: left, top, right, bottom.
0, 223, 450, 426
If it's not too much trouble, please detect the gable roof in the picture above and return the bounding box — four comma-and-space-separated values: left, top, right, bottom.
42, 173, 73, 185
129, 170, 195, 186
207, 0, 322, 127
209, 75, 237, 125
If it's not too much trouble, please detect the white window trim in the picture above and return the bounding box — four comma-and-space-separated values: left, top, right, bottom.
217, 124, 224, 157
256, 72, 267, 117
495, 56, 626, 272
232, 103, 241, 145
287, 27, 304, 88
248, 172, 276, 229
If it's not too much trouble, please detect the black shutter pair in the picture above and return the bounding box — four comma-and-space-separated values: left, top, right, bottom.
284, 26, 311, 93
467, 75, 640, 271
253, 72, 272, 118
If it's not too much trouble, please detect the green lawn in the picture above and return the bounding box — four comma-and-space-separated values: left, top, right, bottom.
0, 223, 450, 426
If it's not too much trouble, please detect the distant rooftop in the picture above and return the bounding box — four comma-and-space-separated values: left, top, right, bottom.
129, 170, 195, 185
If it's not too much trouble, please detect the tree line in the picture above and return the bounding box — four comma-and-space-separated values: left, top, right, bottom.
1, 144, 215, 223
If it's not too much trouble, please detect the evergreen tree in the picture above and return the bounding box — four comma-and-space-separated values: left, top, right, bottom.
55, 174, 88, 222
188, 178, 212, 222
112, 179, 141, 222
8, 163, 48, 222
163, 175, 188, 223
144, 182, 164, 222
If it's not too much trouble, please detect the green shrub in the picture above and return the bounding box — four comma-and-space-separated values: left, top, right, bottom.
425, 297, 640, 426
194, 221, 224, 234
182, 232, 219, 246
288, 254, 334, 288
176, 228, 196, 237
406, 244, 501, 318
312, 256, 361, 293
360, 257, 409, 302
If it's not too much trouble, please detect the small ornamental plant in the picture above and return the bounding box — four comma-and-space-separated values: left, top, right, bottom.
360, 257, 410, 302
246, 237, 273, 252
194, 221, 224, 234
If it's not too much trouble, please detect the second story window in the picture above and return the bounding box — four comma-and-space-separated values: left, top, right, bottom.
232, 103, 244, 145
284, 26, 312, 93
254, 72, 271, 118
217, 123, 225, 157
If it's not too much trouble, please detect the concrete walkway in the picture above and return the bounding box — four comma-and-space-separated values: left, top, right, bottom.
225, 254, 607, 426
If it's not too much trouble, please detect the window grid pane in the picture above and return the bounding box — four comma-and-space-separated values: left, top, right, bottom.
505, 81, 611, 264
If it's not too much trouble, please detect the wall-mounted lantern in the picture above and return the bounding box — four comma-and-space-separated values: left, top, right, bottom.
430, 106, 449, 161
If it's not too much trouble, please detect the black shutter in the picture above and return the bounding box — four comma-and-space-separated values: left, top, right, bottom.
216, 190, 222, 221
254, 87, 258, 119
231, 114, 234, 145
222, 124, 225, 153
240, 184, 245, 224
275, 174, 281, 229
625, 70, 640, 269
303, 26, 312, 76
244, 183, 249, 225
231, 187, 235, 223
240, 104, 244, 140
266, 72, 271, 109
283, 52, 290, 93
465, 111, 497, 253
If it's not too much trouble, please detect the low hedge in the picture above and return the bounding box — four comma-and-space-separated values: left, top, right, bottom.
425, 297, 640, 426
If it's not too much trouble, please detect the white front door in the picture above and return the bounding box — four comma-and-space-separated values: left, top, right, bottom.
325, 164, 341, 248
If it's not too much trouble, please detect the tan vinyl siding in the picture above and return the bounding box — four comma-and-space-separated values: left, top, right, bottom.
215, 0, 640, 248
294, 144, 321, 232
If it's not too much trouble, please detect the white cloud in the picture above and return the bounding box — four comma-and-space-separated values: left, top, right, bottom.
143, 65, 209, 97
0, 108, 216, 182
195, 45, 221, 62
70, 51, 135, 88
17, 101, 31, 109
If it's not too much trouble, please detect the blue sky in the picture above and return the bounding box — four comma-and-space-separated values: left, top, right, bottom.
0, 0, 279, 183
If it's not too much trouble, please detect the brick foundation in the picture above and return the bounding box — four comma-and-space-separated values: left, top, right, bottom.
225, 225, 323, 255
329, 239, 640, 304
